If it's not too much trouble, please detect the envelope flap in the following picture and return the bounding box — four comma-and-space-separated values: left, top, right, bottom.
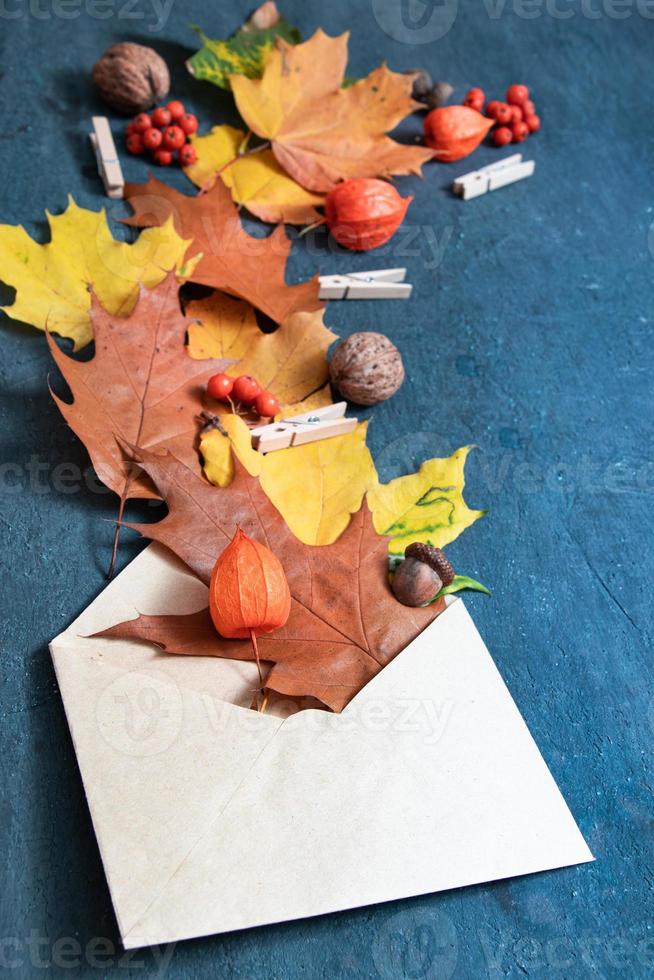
51, 545, 283, 937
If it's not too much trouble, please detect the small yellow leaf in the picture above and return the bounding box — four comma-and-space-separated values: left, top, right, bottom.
188, 294, 336, 406
278, 383, 332, 417
201, 415, 376, 545
0, 199, 190, 350
234, 311, 336, 405
186, 291, 260, 361
368, 446, 486, 556
184, 125, 325, 225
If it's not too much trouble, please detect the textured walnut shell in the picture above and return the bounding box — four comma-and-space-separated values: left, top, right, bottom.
92, 43, 170, 115
392, 558, 442, 607
329, 332, 405, 406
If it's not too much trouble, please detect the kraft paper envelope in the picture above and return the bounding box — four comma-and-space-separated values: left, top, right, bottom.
50, 543, 593, 949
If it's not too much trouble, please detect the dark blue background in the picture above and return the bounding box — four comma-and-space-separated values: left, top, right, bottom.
1, 1, 652, 977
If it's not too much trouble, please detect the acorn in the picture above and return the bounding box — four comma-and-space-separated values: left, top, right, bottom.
403, 68, 433, 101
422, 81, 454, 111
406, 542, 455, 586
391, 543, 455, 607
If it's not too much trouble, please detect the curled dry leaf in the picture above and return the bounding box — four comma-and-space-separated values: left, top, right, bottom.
230, 30, 435, 193
123, 177, 322, 324
98, 447, 445, 711
0, 199, 189, 350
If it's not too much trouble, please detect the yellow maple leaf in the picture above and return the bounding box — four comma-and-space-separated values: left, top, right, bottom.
230, 30, 434, 193
368, 447, 486, 556
184, 125, 325, 225
201, 414, 376, 546
187, 293, 336, 405
0, 198, 190, 350
186, 289, 261, 361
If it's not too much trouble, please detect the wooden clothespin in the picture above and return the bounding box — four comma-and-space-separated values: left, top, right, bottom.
251, 402, 357, 454
89, 116, 124, 200
318, 268, 412, 300
452, 154, 534, 201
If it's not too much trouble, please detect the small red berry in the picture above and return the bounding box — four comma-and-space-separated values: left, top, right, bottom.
491, 102, 512, 124
465, 87, 485, 104
153, 148, 173, 166
166, 100, 186, 121
522, 99, 536, 117
162, 125, 185, 151
524, 114, 541, 133
464, 95, 484, 112
464, 87, 485, 111
126, 133, 145, 155
151, 106, 172, 129
509, 105, 523, 124
142, 127, 163, 151
254, 391, 281, 418
126, 121, 138, 137
133, 113, 151, 132
486, 100, 501, 118
206, 373, 234, 401
506, 84, 529, 106
179, 113, 198, 136
232, 375, 261, 405
511, 121, 529, 143
492, 126, 513, 147
178, 144, 198, 167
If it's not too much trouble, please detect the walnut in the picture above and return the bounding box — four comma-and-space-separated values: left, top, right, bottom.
328, 332, 405, 406
92, 43, 170, 115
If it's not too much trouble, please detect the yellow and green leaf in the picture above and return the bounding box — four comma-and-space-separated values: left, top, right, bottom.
186, 11, 300, 91
368, 446, 486, 556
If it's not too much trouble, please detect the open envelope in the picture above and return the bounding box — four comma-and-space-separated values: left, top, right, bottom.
50, 543, 593, 949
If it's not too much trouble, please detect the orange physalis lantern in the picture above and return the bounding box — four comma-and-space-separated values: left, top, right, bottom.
209, 528, 291, 693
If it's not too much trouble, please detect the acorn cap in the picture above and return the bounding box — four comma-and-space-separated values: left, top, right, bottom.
405, 543, 455, 586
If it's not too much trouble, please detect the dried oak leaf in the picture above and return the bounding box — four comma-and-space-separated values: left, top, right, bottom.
47, 273, 230, 500
98, 447, 444, 711
230, 30, 435, 193
122, 177, 322, 324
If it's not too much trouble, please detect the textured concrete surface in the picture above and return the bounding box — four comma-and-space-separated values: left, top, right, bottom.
1, 1, 652, 977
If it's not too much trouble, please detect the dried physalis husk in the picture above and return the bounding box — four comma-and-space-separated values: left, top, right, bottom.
326, 178, 412, 252
423, 105, 493, 162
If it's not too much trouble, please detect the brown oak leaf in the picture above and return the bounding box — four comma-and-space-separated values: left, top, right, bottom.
123, 177, 322, 324
98, 447, 445, 711
47, 273, 230, 502
230, 30, 435, 193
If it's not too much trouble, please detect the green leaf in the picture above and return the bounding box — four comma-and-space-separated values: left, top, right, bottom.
435, 575, 491, 599
187, 13, 301, 91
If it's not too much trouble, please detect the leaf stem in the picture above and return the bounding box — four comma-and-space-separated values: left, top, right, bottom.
108, 482, 129, 580
198, 141, 272, 196
249, 627, 266, 711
